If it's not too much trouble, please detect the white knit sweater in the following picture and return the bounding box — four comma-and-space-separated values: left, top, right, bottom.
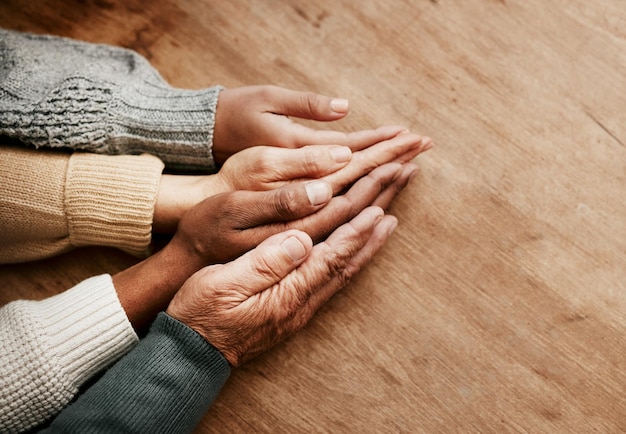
0, 275, 138, 433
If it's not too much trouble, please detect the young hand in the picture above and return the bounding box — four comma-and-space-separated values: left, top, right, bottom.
213, 85, 356, 164
215, 129, 431, 195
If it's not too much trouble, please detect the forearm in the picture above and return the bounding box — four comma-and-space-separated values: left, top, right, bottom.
42, 313, 230, 434
0, 275, 137, 433
112, 239, 204, 332
0, 145, 164, 263
0, 28, 221, 172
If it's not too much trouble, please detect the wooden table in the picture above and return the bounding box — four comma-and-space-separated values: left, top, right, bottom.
1, 1, 625, 432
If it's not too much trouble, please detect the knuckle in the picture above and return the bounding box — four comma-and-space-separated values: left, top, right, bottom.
255, 148, 273, 173
325, 247, 350, 281
251, 251, 284, 283
304, 92, 323, 114
257, 85, 276, 100
336, 195, 357, 220
337, 262, 358, 288
301, 146, 323, 173
273, 187, 301, 219
365, 169, 390, 195
358, 155, 379, 176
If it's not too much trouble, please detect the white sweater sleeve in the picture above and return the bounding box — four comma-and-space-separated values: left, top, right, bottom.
0, 274, 138, 433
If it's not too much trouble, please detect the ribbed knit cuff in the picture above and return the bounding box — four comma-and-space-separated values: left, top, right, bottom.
109, 84, 223, 172
33, 274, 139, 387
156, 313, 232, 388
65, 152, 164, 257
42, 313, 230, 433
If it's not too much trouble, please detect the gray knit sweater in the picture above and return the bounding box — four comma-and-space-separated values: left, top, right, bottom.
0, 28, 221, 172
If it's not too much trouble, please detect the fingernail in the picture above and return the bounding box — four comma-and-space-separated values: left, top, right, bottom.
329, 146, 352, 163
422, 137, 434, 150
281, 236, 307, 261
305, 181, 331, 206
387, 218, 398, 235
330, 98, 349, 113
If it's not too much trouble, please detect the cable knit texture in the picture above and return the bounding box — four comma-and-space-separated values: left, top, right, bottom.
0, 145, 164, 263
0, 275, 138, 433
0, 28, 221, 172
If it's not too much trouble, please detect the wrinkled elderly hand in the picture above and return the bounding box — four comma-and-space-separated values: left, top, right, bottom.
167, 206, 396, 366
168, 162, 416, 268
213, 85, 356, 165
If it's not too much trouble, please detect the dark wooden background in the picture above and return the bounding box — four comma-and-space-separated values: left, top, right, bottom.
1, 1, 625, 432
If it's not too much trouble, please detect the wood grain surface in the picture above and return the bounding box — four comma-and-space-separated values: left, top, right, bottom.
1, 1, 625, 432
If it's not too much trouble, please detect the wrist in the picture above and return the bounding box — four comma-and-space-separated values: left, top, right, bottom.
154, 173, 233, 233
112, 243, 201, 332
153, 175, 209, 232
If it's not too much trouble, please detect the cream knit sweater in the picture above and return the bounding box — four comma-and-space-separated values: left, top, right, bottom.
0, 275, 138, 433
0, 145, 164, 262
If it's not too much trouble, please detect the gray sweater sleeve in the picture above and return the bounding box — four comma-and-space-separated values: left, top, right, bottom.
41, 313, 231, 434
0, 28, 221, 172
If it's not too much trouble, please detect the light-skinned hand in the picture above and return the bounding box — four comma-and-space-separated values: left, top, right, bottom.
214, 129, 431, 194
213, 85, 373, 164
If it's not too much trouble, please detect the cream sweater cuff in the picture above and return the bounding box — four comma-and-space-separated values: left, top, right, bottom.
32, 274, 139, 387
65, 152, 165, 257
0, 275, 138, 432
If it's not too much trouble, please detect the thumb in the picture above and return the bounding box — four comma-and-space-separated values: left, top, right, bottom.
218, 230, 313, 297
272, 87, 349, 121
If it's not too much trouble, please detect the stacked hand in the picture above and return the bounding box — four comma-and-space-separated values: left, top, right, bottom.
117, 85, 432, 363
154, 125, 430, 232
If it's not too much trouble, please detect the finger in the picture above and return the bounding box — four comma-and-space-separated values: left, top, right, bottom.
270, 86, 350, 121
277, 206, 385, 311
285, 162, 404, 242
322, 132, 423, 194
209, 229, 313, 298
371, 163, 419, 210
391, 136, 434, 164
306, 214, 398, 312
288, 123, 407, 150
255, 144, 353, 182
234, 163, 402, 251
340, 125, 409, 151
228, 180, 333, 229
